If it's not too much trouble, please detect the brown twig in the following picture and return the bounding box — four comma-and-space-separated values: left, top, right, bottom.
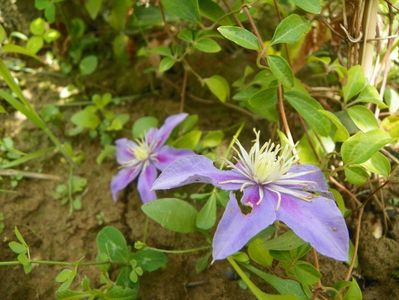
344, 181, 389, 281
329, 176, 362, 207
311, 249, 322, 300
0, 169, 62, 181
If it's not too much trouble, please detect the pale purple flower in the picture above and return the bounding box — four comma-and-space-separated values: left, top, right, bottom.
153, 131, 349, 261
111, 113, 193, 203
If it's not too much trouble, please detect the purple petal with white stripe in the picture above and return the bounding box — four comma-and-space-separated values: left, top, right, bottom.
115, 138, 136, 164
138, 164, 158, 203
152, 155, 247, 191
153, 146, 194, 170
154, 113, 188, 148
212, 188, 276, 260
274, 193, 349, 261
111, 166, 141, 201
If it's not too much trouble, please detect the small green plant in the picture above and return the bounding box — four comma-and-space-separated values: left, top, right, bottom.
6, 226, 168, 299
53, 174, 87, 213
69, 93, 129, 146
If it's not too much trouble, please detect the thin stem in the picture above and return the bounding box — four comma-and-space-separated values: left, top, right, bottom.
329, 176, 362, 207
311, 249, 322, 300
0, 169, 61, 181
227, 257, 268, 299
277, 84, 296, 151
143, 216, 149, 243
145, 245, 210, 254
344, 181, 389, 280
180, 68, 188, 112
0, 260, 116, 267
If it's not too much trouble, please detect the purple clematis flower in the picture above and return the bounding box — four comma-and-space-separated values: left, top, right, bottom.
153, 131, 349, 261
111, 113, 193, 203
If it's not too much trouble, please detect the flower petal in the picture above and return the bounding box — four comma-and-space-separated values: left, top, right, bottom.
152, 155, 247, 191
277, 164, 329, 192
111, 166, 141, 201
275, 193, 349, 261
212, 188, 276, 260
115, 138, 136, 164
153, 146, 194, 170
154, 113, 188, 148
137, 164, 158, 203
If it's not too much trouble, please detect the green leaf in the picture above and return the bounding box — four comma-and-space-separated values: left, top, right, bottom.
285, 90, 331, 136
43, 28, 60, 43
0, 24, 6, 43
347, 105, 378, 132
195, 253, 211, 273
17, 253, 32, 274
35, 0, 51, 10
96, 226, 129, 263
107, 113, 130, 131
204, 75, 230, 102
8, 241, 26, 254
292, 0, 321, 14
158, 57, 176, 73
29, 18, 46, 35
26, 36, 44, 54
292, 261, 321, 286
71, 107, 100, 130
44, 3, 56, 23
264, 230, 306, 251
194, 38, 221, 53
202, 130, 224, 148
161, 0, 200, 22
196, 192, 217, 230
171, 130, 202, 149
361, 151, 391, 177
330, 189, 351, 217
132, 249, 168, 272
199, 0, 233, 25
343, 65, 367, 102
344, 166, 368, 185
85, 0, 103, 19
2, 44, 40, 59
96, 144, 115, 165
177, 29, 194, 42
245, 264, 307, 300
318, 110, 349, 142
14, 227, 28, 246
341, 129, 392, 164
271, 14, 311, 45
267, 55, 294, 88
129, 270, 138, 283
79, 55, 98, 75
132, 116, 158, 139
249, 88, 278, 121
142, 198, 198, 233
344, 279, 362, 300
217, 26, 259, 50
93, 93, 112, 109
354, 85, 386, 108
55, 269, 75, 283
248, 238, 273, 267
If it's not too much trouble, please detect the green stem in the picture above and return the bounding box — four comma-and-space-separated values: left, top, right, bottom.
143, 216, 149, 243
145, 245, 210, 254
227, 257, 268, 300
0, 260, 114, 267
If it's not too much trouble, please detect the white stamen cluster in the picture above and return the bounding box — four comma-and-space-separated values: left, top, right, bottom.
230, 131, 296, 184
123, 136, 157, 169
222, 130, 317, 209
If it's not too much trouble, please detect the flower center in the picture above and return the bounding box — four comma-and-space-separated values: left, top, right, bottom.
131, 137, 154, 162
227, 130, 296, 185
133, 145, 150, 161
